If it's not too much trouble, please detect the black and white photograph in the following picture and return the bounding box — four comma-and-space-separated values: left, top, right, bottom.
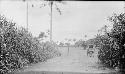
0, 0, 125, 74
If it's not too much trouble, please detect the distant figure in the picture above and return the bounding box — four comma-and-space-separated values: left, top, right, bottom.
87, 44, 95, 57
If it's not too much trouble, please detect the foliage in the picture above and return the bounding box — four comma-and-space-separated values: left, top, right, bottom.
0, 15, 61, 74
75, 40, 87, 48
38, 32, 47, 41
65, 43, 70, 46
59, 42, 64, 46
97, 13, 125, 71
42, 41, 61, 59
73, 38, 76, 42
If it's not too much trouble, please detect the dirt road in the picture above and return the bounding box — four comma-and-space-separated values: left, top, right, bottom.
14, 47, 117, 74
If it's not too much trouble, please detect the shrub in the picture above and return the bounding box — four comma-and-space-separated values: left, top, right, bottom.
42, 41, 61, 59
97, 35, 117, 68
97, 13, 125, 71
0, 15, 61, 74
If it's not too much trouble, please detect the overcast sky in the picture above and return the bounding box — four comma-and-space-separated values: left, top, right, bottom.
0, 1, 124, 42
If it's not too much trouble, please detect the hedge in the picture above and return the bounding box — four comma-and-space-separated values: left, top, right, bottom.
97, 13, 125, 72
0, 15, 61, 74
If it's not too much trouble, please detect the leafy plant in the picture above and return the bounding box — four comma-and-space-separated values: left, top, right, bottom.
0, 15, 61, 74
97, 13, 125, 71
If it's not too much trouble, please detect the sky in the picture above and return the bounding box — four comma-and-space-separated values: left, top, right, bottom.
0, 1, 124, 42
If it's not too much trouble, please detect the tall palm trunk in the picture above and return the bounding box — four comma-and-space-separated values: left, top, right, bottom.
50, 1, 53, 42
124, 1, 125, 13
26, 1, 28, 31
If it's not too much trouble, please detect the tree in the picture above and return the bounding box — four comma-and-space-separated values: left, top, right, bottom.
43, 0, 65, 42
75, 39, 85, 47
81, 41, 87, 49
93, 34, 102, 48
59, 42, 64, 46
108, 13, 125, 70
65, 43, 70, 46
22, 0, 66, 42
22, 0, 29, 31
38, 32, 47, 41
73, 38, 76, 42
97, 13, 125, 71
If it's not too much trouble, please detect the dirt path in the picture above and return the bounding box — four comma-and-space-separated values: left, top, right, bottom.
15, 47, 117, 74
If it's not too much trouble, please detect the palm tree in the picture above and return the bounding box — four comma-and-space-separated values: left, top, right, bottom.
124, 1, 125, 13
22, 0, 65, 42
22, 0, 29, 31
26, 1, 28, 31
44, 0, 65, 42
38, 0, 65, 42
38, 32, 47, 41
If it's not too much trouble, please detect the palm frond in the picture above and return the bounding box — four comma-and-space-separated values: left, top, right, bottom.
55, 4, 62, 15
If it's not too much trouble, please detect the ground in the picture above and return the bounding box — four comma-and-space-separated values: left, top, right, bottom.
14, 47, 117, 74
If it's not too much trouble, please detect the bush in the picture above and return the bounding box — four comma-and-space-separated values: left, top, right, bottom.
97, 35, 118, 68
97, 13, 125, 71
0, 15, 61, 74
42, 41, 61, 59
